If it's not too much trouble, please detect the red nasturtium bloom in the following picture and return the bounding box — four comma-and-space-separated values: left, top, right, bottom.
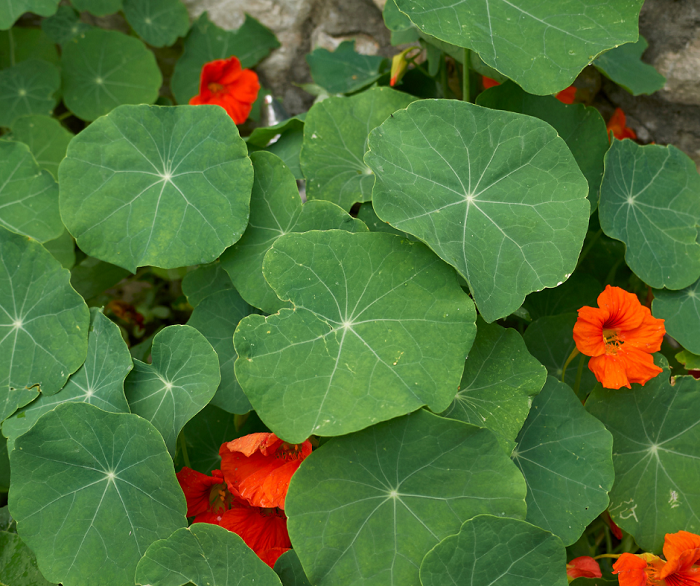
567, 556, 602, 581
573, 285, 665, 389
613, 530, 700, 585
607, 107, 637, 141
481, 75, 577, 103
189, 56, 260, 124
176, 467, 230, 524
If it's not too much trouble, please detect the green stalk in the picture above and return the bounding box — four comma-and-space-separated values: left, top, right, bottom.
561, 348, 580, 382
573, 353, 585, 398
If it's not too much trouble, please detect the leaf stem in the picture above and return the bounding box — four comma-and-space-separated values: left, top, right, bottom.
594, 554, 621, 560
178, 430, 191, 469
573, 353, 585, 398
561, 348, 580, 382
576, 228, 602, 267
55, 111, 73, 121
462, 48, 470, 101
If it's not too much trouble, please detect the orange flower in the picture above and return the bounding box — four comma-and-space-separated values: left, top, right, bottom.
189, 56, 260, 124
607, 108, 637, 141
220, 432, 312, 510
176, 467, 231, 523
481, 76, 576, 103
482, 75, 500, 89
573, 285, 665, 389
567, 556, 602, 581
613, 531, 700, 585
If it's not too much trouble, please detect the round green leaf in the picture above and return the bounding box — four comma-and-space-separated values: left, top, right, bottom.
0, 140, 62, 242
274, 550, 311, 586
440, 319, 546, 452
221, 151, 367, 314
125, 325, 220, 455
41, 5, 91, 45
586, 366, 700, 552
287, 410, 527, 586
301, 87, 416, 211
357, 202, 415, 240
523, 273, 602, 320
181, 261, 233, 308
9, 114, 73, 179
0, 227, 89, 419
305, 40, 386, 95
653, 277, 700, 354
8, 402, 187, 586
394, 0, 644, 95
0, 59, 60, 126
234, 230, 477, 443
0, 531, 54, 586
0, 0, 59, 30
0, 27, 60, 68
61, 29, 161, 121
2, 308, 132, 452
420, 515, 567, 586
70, 0, 122, 16
59, 104, 253, 272
594, 36, 666, 96
123, 0, 190, 48
383, 0, 412, 32
187, 288, 255, 414
366, 100, 590, 322
513, 377, 614, 546
599, 140, 700, 290
135, 523, 282, 586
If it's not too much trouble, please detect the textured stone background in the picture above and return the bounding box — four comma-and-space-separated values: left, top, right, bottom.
182, 0, 700, 166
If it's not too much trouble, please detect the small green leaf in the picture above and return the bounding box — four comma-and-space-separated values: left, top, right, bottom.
356, 202, 415, 240
0, 59, 60, 126
9, 114, 73, 179
123, 0, 190, 48
301, 87, 416, 211
420, 515, 567, 586
221, 151, 367, 314
181, 261, 233, 308
274, 550, 311, 586
135, 523, 282, 586
306, 40, 386, 95
0, 27, 59, 68
235, 231, 477, 443
366, 100, 590, 322
383, 0, 412, 32
59, 104, 253, 272
594, 37, 666, 96
653, 277, 700, 354
70, 0, 122, 16
586, 365, 700, 552
8, 402, 187, 586
0, 140, 62, 242
513, 377, 614, 545
171, 12, 279, 105
676, 349, 700, 371
0, 0, 59, 30
0, 531, 54, 586
2, 309, 132, 452
287, 410, 526, 586
61, 29, 161, 121
41, 5, 91, 45
263, 127, 304, 180
599, 140, 700, 290
246, 115, 305, 148
523, 273, 602, 320
70, 256, 131, 301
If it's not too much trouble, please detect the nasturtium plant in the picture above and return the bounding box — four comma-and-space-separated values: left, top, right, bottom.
594, 36, 666, 96
122, 0, 190, 49
652, 277, 700, 354
0, 58, 60, 127
305, 40, 386, 95
0, 26, 59, 67
70, 0, 122, 17
0, 0, 59, 30
41, 5, 91, 45
8, 114, 73, 179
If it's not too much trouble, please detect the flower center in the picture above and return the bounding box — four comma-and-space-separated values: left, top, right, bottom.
209, 482, 231, 513
276, 442, 305, 461
208, 82, 225, 95
603, 328, 624, 354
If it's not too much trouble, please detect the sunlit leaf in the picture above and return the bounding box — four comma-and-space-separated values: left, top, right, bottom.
306, 40, 386, 95
123, 0, 190, 48
653, 277, 700, 354
9, 114, 73, 179
0, 0, 59, 30
0, 59, 60, 126
594, 37, 666, 96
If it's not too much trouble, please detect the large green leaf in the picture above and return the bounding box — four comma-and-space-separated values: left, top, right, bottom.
187, 288, 255, 414
0, 531, 54, 586
9, 114, 72, 180
513, 377, 614, 546
419, 515, 567, 586
523, 273, 602, 321
0, 59, 60, 126
594, 37, 666, 96
286, 410, 527, 586
305, 40, 386, 95
599, 140, 700, 290
8, 402, 187, 586
181, 261, 233, 308
383, 0, 412, 32
234, 230, 477, 443
171, 12, 279, 105
440, 319, 546, 452
135, 523, 282, 586
0, 0, 59, 30
274, 550, 311, 586
59, 104, 253, 272
2, 309, 132, 452
221, 151, 367, 314
0, 140, 62, 242
60, 29, 161, 121
41, 5, 91, 45
301, 87, 416, 211
125, 325, 219, 455
394, 0, 644, 95
123, 0, 190, 48
70, 0, 122, 16
366, 100, 590, 322
653, 277, 700, 354
476, 81, 609, 210
0, 27, 60, 68
586, 365, 700, 552
0, 227, 89, 420
42, 229, 75, 269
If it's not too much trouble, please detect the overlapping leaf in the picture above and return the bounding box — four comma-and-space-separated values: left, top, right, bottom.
0, 435, 8, 491
70, 0, 122, 16
301, 87, 416, 211
394, 0, 644, 95
586, 364, 700, 552
8, 402, 187, 586
234, 230, 477, 443
274, 551, 312, 586
181, 261, 233, 308
9, 114, 73, 179
0, 531, 54, 586
221, 151, 367, 313
0, 0, 59, 30
306, 40, 386, 95
0, 27, 59, 68
125, 325, 220, 455
653, 277, 700, 354
61, 29, 161, 121
59, 104, 253, 272
70, 256, 130, 301
366, 100, 590, 322
523, 273, 602, 321
594, 37, 666, 96
41, 5, 91, 45
286, 410, 527, 586
123, 0, 190, 48
599, 140, 700, 290
247, 118, 305, 181
0, 59, 60, 126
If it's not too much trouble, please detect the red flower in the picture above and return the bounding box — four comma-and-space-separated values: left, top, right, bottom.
219, 432, 312, 510
482, 75, 500, 89
176, 467, 230, 523
481, 76, 576, 103
567, 556, 602, 581
607, 108, 637, 141
189, 56, 260, 124
573, 285, 665, 389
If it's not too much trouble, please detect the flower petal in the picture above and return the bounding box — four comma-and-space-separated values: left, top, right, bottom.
597, 285, 645, 332
618, 346, 663, 386
622, 307, 665, 353
566, 556, 602, 579
612, 553, 649, 586
574, 306, 608, 357
588, 354, 631, 389
176, 467, 225, 517
660, 531, 700, 578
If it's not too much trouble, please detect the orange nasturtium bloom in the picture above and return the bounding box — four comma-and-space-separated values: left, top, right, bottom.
613, 530, 700, 585
567, 556, 602, 581
176, 467, 230, 524
189, 56, 260, 124
573, 285, 665, 389
607, 107, 637, 141
481, 75, 577, 103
